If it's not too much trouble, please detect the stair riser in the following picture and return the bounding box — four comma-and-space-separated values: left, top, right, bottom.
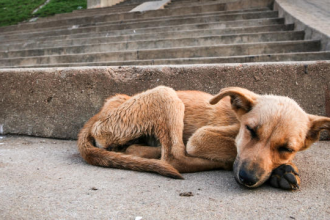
0, 32, 304, 58
119, 52, 330, 65
61, 52, 330, 66
2, 9, 269, 37
0, 18, 284, 42
20, 4, 140, 24
0, 11, 277, 39
137, 42, 320, 60
4, 52, 330, 68
36, 7, 268, 30
151, 53, 330, 65
0, 3, 227, 33
0, 24, 293, 51
35, 8, 270, 34
0, 41, 320, 67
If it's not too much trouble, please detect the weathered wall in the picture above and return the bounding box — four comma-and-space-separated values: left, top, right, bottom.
0, 62, 329, 139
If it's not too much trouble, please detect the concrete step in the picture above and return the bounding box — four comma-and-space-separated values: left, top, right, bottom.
0, 24, 294, 51
33, 7, 270, 33
84, 9, 275, 29
55, 0, 242, 23
2, 51, 330, 68
0, 15, 283, 43
125, 51, 330, 65
0, 2, 229, 33
0, 31, 305, 58
0, 9, 272, 43
4, 8, 271, 37
72, 4, 139, 14
166, 0, 239, 8
0, 9, 275, 37
170, 0, 224, 2
37, 4, 141, 23
0, 0, 273, 33
116, 0, 158, 6
168, 0, 237, 4
170, 0, 225, 2
41, 0, 238, 23
0, 40, 321, 67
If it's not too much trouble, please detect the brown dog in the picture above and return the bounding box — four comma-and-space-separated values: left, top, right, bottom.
78, 86, 330, 190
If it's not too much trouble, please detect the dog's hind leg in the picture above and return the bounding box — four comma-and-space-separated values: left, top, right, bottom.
91, 86, 185, 149
79, 87, 183, 178
91, 86, 230, 174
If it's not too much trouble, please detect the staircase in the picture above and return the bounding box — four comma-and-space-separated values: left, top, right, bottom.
0, 0, 329, 68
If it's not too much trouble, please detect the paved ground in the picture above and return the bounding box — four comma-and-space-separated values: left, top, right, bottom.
0, 135, 329, 219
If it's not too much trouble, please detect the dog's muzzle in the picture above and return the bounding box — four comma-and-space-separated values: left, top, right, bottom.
238, 169, 258, 186
233, 158, 270, 188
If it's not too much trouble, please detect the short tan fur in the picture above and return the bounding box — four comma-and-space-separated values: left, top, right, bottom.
78, 86, 330, 190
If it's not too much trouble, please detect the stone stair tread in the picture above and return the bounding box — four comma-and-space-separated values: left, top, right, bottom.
0, 17, 284, 43
0, 40, 320, 63
2, 51, 330, 68
33, 4, 140, 23
0, 0, 328, 68
0, 2, 230, 33
40, 1, 253, 23
86, 8, 273, 29
0, 24, 294, 51
0, 8, 273, 36
0, 31, 305, 57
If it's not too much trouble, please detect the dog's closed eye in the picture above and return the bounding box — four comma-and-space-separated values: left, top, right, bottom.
278, 145, 294, 153
246, 125, 258, 139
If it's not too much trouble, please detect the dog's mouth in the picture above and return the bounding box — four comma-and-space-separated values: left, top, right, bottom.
233, 158, 271, 188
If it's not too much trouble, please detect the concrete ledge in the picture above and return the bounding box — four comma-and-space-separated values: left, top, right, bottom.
1, 62, 329, 139
130, 0, 171, 12
274, 0, 330, 51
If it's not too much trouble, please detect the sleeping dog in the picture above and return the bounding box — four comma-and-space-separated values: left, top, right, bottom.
78, 86, 330, 190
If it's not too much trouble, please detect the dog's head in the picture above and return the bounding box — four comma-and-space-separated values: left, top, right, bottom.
210, 87, 330, 188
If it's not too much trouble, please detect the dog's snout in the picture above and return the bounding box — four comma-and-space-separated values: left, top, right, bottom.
239, 169, 258, 186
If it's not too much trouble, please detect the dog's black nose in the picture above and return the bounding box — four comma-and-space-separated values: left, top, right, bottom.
239, 169, 258, 186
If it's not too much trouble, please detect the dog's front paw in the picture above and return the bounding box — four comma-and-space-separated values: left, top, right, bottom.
269, 164, 300, 190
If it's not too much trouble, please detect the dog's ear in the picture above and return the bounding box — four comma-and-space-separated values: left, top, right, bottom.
304, 115, 330, 149
209, 87, 259, 115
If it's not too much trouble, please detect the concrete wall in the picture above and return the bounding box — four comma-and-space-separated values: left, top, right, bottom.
88, 0, 125, 9
0, 62, 329, 140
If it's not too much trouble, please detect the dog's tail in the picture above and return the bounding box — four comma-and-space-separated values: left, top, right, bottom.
77, 118, 183, 179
